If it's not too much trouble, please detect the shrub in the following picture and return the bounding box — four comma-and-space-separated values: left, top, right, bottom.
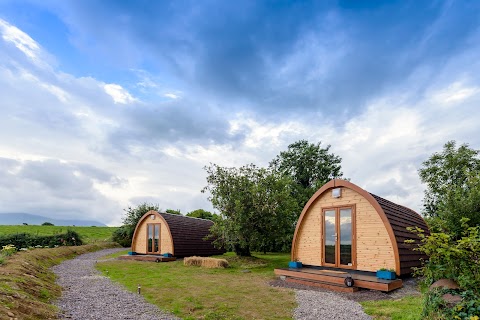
184, 256, 229, 268
408, 218, 480, 319
0, 230, 83, 248
41, 222, 54, 226
111, 225, 135, 247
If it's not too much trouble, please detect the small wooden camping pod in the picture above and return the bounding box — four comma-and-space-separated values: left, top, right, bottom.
291, 179, 429, 276
131, 210, 225, 257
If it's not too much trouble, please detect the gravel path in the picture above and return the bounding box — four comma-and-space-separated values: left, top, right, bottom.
52, 248, 179, 320
294, 290, 372, 320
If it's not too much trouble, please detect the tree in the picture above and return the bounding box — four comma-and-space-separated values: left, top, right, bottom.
419, 141, 480, 236
186, 209, 218, 221
203, 164, 298, 256
165, 209, 181, 215
113, 203, 160, 247
269, 140, 343, 214
41, 222, 54, 226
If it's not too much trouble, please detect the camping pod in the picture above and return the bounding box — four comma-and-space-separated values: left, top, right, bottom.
131, 210, 225, 257
291, 179, 429, 276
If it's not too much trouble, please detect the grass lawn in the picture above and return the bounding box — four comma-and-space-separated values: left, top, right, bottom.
360, 295, 423, 320
0, 225, 118, 243
96, 252, 296, 320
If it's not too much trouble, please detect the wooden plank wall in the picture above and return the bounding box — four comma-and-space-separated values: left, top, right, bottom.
133, 216, 174, 254
294, 187, 396, 272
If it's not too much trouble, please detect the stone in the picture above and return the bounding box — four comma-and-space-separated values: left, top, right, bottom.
442, 293, 462, 306
430, 279, 460, 290
7, 312, 14, 317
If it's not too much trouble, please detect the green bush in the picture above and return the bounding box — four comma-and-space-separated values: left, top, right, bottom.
111, 225, 134, 247
408, 218, 480, 319
0, 230, 83, 248
41, 222, 54, 226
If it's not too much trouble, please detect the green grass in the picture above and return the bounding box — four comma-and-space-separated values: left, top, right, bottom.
0, 225, 118, 243
361, 295, 423, 320
97, 252, 296, 320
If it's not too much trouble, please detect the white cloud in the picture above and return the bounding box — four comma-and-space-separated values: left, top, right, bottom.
104, 83, 136, 104
430, 81, 479, 106
164, 93, 179, 99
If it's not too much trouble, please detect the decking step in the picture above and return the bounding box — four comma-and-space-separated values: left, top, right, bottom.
274, 268, 403, 292
286, 277, 359, 293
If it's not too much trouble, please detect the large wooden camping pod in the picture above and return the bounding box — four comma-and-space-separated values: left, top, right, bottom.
291, 179, 429, 276
131, 210, 225, 257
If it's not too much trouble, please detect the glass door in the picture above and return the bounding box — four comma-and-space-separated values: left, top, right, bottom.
323, 207, 354, 268
147, 224, 161, 253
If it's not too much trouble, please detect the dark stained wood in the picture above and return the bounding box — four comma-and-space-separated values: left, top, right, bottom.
159, 213, 225, 257
370, 194, 429, 275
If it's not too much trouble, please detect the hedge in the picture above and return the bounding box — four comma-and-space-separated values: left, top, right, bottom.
0, 230, 83, 248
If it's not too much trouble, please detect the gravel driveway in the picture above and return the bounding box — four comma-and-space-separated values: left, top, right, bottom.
52, 248, 178, 320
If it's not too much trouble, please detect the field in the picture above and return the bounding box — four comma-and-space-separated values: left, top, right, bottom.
0, 225, 118, 243
97, 251, 296, 320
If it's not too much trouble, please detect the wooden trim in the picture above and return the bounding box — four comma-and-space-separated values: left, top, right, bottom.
146, 223, 161, 253
131, 210, 175, 256
291, 179, 400, 275
321, 205, 356, 269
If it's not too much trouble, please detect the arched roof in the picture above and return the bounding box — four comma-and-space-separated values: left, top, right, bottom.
291, 179, 429, 275
132, 211, 225, 257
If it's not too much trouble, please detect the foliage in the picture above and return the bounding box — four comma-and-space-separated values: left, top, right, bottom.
116, 203, 160, 247
122, 202, 160, 226
0, 225, 117, 243
96, 252, 295, 320
0, 230, 82, 248
419, 141, 480, 232
186, 209, 219, 221
203, 164, 299, 256
165, 209, 181, 215
41, 222, 54, 226
1, 244, 17, 256
111, 225, 135, 247
408, 219, 480, 319
269, 140, 344, 215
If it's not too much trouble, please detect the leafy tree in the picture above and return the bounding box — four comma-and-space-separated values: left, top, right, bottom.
419, 141, 480, 236
203, 164, 298, 256
165, 209, 181, 215
419, 140, 480, 217
114, 203, 160, 247
41, 222, 54, 226
186, 209, 218, 221
122, 203, 160, 226
270, 140, 343, 214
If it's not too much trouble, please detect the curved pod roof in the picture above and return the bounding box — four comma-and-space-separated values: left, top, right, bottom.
291, 179, 429, 275
131, 210, 225, 257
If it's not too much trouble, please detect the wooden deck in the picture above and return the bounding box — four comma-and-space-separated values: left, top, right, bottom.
118, 255, 177, 262
274, 267, 403, 292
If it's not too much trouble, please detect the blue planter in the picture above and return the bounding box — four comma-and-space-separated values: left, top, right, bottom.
162, 253, 173, 257
376, 270, 396, 280
288, 261, 302, 268
128, 251, 137, 256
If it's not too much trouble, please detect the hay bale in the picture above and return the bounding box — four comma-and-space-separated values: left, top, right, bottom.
184, 256, 229, 268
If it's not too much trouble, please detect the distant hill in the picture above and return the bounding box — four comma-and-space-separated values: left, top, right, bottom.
0, 213, 107, 227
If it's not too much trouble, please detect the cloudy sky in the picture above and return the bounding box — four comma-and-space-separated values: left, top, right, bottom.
0, 1, 479, 226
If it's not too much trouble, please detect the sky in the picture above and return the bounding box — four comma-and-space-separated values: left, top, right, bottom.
0, 1, 479, 226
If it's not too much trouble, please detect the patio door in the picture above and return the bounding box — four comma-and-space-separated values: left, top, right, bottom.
147, 223, 161, 253
323, 206, 355, 268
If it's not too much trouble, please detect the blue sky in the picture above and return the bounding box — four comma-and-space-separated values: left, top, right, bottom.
0, 1, 479, 225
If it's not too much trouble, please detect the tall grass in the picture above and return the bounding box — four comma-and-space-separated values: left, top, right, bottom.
0, 242, 118, 319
